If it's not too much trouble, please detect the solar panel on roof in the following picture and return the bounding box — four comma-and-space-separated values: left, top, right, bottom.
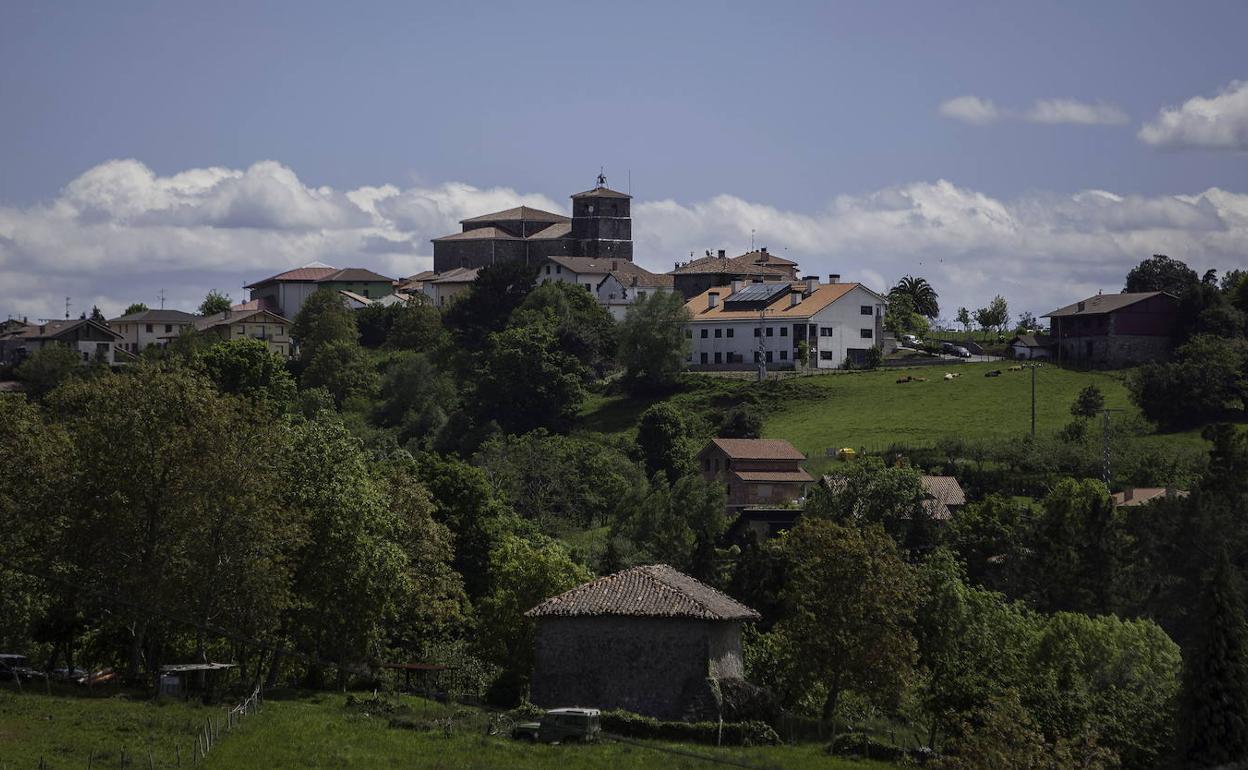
726, 283, 789, 304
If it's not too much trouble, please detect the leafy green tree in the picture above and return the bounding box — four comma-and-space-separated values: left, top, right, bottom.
355, 302, 403, 348
469, 316, 587, 434
195, 337, 296, 403
956, 307, 971, 333
975, 295, 1009, 336
813, 457, 929, 553
718, 404, 763, 438
947, 494, 1028, 591
443, 261, 537, 353
1025, 478, 1123, 615
15, 345, 85, 398
1130, 335, 1248, 429
611, 474, 728, 582
375, 352, 455, 447
89, 305, 106, 323
123, 302, 149, 316
777, 518, 918, 729
635, 402, 695, 481
891, 275, 940, 318
292, 288, 358, 360
617, 290, 690, 394
300, 338, 379, 407
198, 289, 232, 316
386, 296, 447, 352
1179, 548, 1248, 768
512, 281, 617, 377
1125, 254, 1200, 295
1014, 311, 1038, 334
1071, 384, 1105, 419
885, 292, 930, 336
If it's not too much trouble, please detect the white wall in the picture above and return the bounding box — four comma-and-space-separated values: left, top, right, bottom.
809, 286, 886, 368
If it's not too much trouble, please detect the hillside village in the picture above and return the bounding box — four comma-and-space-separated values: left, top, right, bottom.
3, 169, 1247, 769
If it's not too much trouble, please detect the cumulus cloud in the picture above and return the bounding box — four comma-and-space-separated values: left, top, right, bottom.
1025, 98, 1129, 126
941, 95, 1128, 127
2, 159, 1246, 322
939, 96, 1001, 125
1139, 80, 1248, 151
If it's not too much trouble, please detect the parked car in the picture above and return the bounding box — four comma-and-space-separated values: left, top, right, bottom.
900, 334, 922, 346
950, 346, 972, 358
512, 708, 602, 744
0, 654, 37, 682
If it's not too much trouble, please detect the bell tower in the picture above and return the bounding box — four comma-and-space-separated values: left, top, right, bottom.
570, 171, 633, 260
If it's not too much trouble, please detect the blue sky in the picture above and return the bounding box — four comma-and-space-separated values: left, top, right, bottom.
1, 0, 1246, 321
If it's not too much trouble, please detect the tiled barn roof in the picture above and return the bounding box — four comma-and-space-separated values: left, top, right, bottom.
526, 564, 760, 621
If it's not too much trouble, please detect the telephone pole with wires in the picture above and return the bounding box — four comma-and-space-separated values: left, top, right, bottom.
1097, 407, 1125, 488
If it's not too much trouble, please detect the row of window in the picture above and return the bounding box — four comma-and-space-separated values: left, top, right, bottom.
695, 326, 874, 340
698, 350, 792, 364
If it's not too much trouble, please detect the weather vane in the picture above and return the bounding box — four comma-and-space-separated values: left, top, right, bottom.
597, 167, 606, 188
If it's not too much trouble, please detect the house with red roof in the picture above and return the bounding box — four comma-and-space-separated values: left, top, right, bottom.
698, 438, 813, 514
243, 261, 394, 319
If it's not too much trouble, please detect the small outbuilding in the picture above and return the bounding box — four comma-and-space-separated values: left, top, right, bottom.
526, 564, 760, 721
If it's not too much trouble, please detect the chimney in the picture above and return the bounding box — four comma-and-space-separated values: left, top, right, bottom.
803, 275, 818, 295
731, 279, 743, 294
828, 273, 841, 284
717, 249, 726, 259
1123, 489, 1134, 502
790, 291, 802, 307
761, 246, 768, 254
708, 291, 720, 309
611, 260, 618, 270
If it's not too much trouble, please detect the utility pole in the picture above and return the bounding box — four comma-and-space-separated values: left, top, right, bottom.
1030, 363, 1036, 438
1096, 408, 1125, 488
757, 307, 767, 382
64, 297, 71, 320
158, 289, 166, 309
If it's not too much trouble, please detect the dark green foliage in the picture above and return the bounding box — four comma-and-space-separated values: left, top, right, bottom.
443, 261, 537, 354
292, 288, 358, 359
1071, 384, 1105, 419
884, 292, 928, 336
635, 402, 695, 481
469, 316, 587, 434
891, 275, 940, 319
198, 289, 232, 316
946, 494, 1028, 592
813, 457, 928, 553
301, 338, 379, 406
122, 302, 149, 316
616, 290, 690, 394
195, 337, 296, 402
1023, 478, 1123, 615
14, 344, 86, 398
718, 404, 763, 438
355, 302, 403, 348
597, 710, 780, 746
375, 352, 454, 447
513, 281, 617, 377
386, 296, 446, 352
612, 475, 729, 583
1130, 334, 1248, 429
1179, 548, 1248, 767
1125, 254, 1200, 295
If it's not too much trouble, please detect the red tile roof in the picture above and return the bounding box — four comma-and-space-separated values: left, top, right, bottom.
708, 438, 807, 462
732, 469, 815, 483
526, 565, 759, 621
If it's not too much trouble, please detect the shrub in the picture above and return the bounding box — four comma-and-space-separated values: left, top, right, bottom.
599, 710, 781, 746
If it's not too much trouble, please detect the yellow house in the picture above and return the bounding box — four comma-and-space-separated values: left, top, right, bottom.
189, 308, 294, 357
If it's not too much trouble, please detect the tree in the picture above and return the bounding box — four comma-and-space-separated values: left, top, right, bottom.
470, 316, 587, 435
512, 281, 617, 377
1129, 335, 1248, 429
195, 337, 296, 403
89, 305, 106, 323
718, 404, 763, 439
617, 290, 690, 394
635, 402, 695, 481
301, 338, 379, 407
1071, 384, 1105, 419
1025, 478, 1123, 615
123, 302, 149, 316
375, 352, 455, 447
14, 345, 85, 398
443, 261, 537, 354
1125, 254, 1200, 295
956, 307, 971, 334
612, 475, 729, 583
386, 296, 447, 352
292, 288, 358, 360
1179, 548, 1248, 768
1014, 311, 1038, 334
947, 494, 1028, 592
777, 518, 918, 729
813, 457, 929, 553
891, 275, 940, 318
885, 292, 930, 336
198, 289, 232, 316
975, 295, 1010, 336
355, 302, 403, 349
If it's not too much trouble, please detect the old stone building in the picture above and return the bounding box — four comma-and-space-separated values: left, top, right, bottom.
669, 248, 799, 299
1043, 291, 1179, 368
526, 565, 759, 721
432, 175, 633, 272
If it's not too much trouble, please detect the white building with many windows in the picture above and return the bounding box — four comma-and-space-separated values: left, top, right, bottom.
538, 256, 675, 320
683, 277, 887, 370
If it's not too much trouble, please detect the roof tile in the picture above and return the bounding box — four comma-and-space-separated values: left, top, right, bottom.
526, 564, 759, 621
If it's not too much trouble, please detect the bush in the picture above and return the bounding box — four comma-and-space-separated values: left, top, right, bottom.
599, 710, 781, 746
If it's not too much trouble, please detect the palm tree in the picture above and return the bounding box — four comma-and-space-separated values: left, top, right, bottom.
890, 275, 940, 319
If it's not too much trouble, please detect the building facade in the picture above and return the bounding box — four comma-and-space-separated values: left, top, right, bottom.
0, 319, 123, 366
684, 278, 887, 370
697, 438, 813, 515
527, 565, 759, 721
244, 263, 395, 319
432, 178, 633, 272
185, 308, 293, 357
109, 309, 198, 354
537, 256, 675, 320
1043, 292, 1178, 368
669, 248, 797, 300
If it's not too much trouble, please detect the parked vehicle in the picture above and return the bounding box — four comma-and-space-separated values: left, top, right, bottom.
0, 654, 37, 682
950, 346, 971, 358
900, 334, 922, 346
512, 708, 602, 744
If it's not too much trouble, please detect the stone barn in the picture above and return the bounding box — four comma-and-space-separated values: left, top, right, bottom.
526, 564, 760, 721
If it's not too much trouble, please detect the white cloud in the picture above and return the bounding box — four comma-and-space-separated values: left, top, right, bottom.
2, 159, 1247, 322
1139, 80, 1248, 151
941, 95, 1128, 127
1025, 98, 1129, 126
939, 96, 1001, 125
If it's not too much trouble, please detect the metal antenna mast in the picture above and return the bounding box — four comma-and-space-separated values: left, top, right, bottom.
757, 306, 767, 381
158, 288, 167, 310
64, 297, 71, 320
1097, 408, 1125, 487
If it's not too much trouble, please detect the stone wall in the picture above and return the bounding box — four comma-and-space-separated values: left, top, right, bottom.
531, 616, 744, 720
1057, 334, 1173, 368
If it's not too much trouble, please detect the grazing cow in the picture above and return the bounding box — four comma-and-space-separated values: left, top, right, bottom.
943, 373, 955, 381
896, 376, 912, 384
914, 377, 928, 382
984, 370, 1002, 377
1008, 365, 1024, 372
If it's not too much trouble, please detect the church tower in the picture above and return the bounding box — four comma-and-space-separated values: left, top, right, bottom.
570, 171, 633, 260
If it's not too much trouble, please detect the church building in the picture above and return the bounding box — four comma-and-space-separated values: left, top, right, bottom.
432, 174, 633, 272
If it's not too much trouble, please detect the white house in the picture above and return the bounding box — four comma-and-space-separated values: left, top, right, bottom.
422, 267, 479, 307
108, 309, 198, 354
683, 277, 887, 370
0, 318, 124, 365
1008, 334, 1053, 360
538, 256, 674, 320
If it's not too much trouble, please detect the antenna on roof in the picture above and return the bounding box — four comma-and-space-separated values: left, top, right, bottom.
628, 168, 631, 196
158, 288, 167, 310
597, 167, 606, 188
750, 229, 755, 251
65, 297, 71, 320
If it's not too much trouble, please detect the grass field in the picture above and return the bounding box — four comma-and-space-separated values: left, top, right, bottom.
0, 691, 896, 770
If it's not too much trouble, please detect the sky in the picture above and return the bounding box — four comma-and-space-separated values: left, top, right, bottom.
1, 0, 1246, 323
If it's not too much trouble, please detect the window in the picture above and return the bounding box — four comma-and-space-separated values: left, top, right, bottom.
860, 328, 873, 339
766, 327, 774, 337
726, 328, 734, 338
277, 325, 284, 334
638, 290, 647, 299
714, 328, 722, 338
754, 351, 762, 362
684, 328, 692, 338
861, 305, 873, 315
556, 265, 562, 274
765, 351, 773, 363
820, 327, 832, 337
780, 326, 788, 337
165, 324, 172, 333
780, 350, 788, 360
714, 352, 722, 364
700, 352, 708, 364
545, 265, 551, 275
820, 350, 834, 360
585, 284, 593, 291
700, 329, 708, 339
754, 328, 761, 337
145, 324, 153, 333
